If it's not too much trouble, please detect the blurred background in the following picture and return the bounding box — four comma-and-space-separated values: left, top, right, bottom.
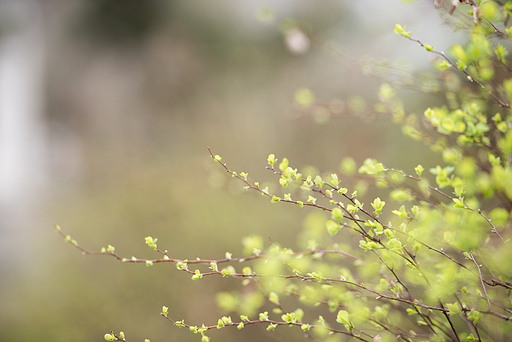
0, 1, 463, 341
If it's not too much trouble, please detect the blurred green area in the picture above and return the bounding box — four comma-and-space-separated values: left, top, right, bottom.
0, 1, 454, 341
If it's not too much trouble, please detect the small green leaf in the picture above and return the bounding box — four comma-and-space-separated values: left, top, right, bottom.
446, 303, 461, 315
104, 333, 116, 341
191, 269, 203, 280
336, 310, 350, 325
267, 154, 277, 167
415, 165, 424, 177
371, 197, 385, 216
279, 158, 289, 172
271, 196, 281, 203
331, 208, 343, 222
269, 292, 279, 304
392, 205, 409, 219
214, 155, 222, 162
145, 236, 157, 250
394, 24, 411, 38
468, 309, 483, 325
326, 220, 341, 236
221, 265, 236, 277
452, 197, 465, 209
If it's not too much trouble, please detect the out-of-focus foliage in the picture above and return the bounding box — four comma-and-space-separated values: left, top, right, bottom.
54, 1, 512, 342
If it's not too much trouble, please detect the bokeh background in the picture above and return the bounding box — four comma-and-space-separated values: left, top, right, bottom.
0, 1, 464, 341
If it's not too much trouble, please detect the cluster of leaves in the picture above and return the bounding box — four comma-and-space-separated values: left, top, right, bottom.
57, 2, 512, 342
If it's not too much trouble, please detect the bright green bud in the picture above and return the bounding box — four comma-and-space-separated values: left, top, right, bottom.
259, 311, 269, 320
192, 269, 203, 280
221, 265, 235, 277
119, 331, 125, 339
266, 323, 277, 331
145, 236, 157, 250
336, 310, 350, 325
162, 306, 168, 317
394, 24, 411, 38
267, 154, 277, 167
104, 333, 115, 341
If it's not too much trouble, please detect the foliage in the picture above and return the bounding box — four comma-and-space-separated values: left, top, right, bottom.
58, 2, 512, 342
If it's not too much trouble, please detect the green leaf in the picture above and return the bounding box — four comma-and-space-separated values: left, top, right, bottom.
481, 1, 500, 20
336, 310, 350, 325
331, 208, 343, 222
191, 269, 203, 280
392, 205, 409, 219
415, 165, 424, 177
468, 309, 483, 325
104, 334, 116, 341
331, 173, 340, 186
221, 265, 236, 277
446, 303, 461, 315
326, 220, 341, 237
145, 236, 157, 250
371, 197, 385, 215
269, 292, 279, 304
394, 24, 411, 38
452, 197, 465, 209
314, 175, 323, 189
279, 158, 289, 172
266, 323, 277, 331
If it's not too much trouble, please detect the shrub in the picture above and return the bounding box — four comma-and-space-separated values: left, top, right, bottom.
58, 2, 512, 342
